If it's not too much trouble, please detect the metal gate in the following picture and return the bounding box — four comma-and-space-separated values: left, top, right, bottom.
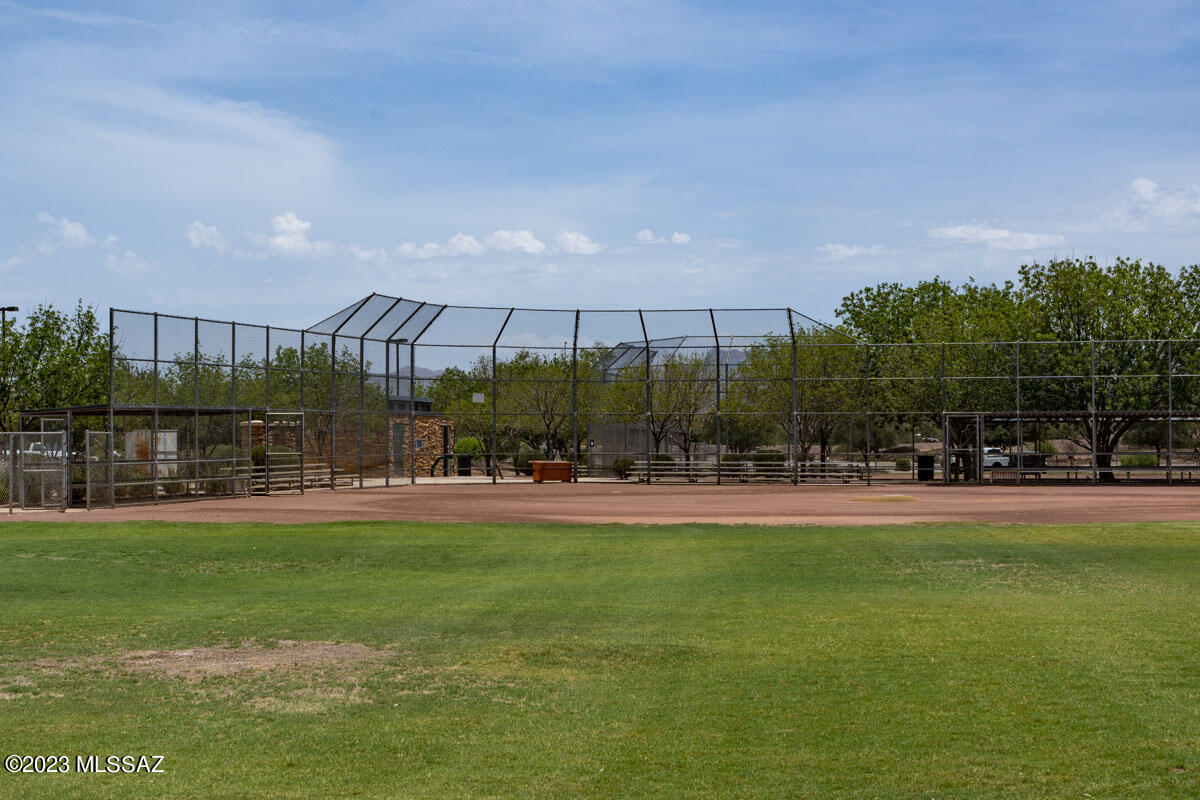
262, 411, 305, 495
2, 430, 68, 512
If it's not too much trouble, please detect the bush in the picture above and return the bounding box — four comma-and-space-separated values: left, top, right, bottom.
610, 457, 635, 479
1037, 441, 1058, 454
894, 457, 911, 472
251, 445, 299, 468
514, 447, 541, 476
454, 436, 485, 455
752, 449, 786, 477
720, 453, 747, 464
1121, 453, 1158, 468
752, 449, 785, 465
651, 453, 675, 463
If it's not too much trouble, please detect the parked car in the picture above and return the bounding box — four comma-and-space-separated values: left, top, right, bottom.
982, 447, 1010, 468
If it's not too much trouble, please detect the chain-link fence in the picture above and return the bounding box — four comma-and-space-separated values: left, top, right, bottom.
40, 298, 1198, 507
0, 431, 68, 512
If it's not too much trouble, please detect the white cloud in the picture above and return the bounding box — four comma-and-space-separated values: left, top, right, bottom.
1112, 177, 1200, 230
928, 223, 1064, 251
6, 212, 110, 267
6, 78, 339, 217
186, 220, 228, 253
255, 212, 334, 258
395, 241, 443, 259
36, 212, 96, 250
445, 233, 485, 256
484, 229, 546, 255
104, 249, 151, 274
555, 230, 602, 255
636, 229, 690, 245
636, 228, 664, 244
817, 243, 890, 260
346, 243, 388, 264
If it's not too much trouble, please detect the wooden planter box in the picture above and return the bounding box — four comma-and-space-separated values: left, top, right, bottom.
532, 461, 572, 483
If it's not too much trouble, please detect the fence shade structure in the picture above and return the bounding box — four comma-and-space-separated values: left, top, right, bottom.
19, 295, 1200, 507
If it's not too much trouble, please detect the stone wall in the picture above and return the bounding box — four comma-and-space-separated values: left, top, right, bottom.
389, 415, 454, 478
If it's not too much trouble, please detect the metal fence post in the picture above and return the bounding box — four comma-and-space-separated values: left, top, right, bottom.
359, 337, 365, 489
193, 316, 199, 501
638, 310, 652, 483
787, 309, 799, 485
384, 339, 391, 488
60, 427, 68, 511
1167, 339, 1174, 484
85, 431, 91, 511
941, 342, 947, 485
265, 326, 273, 495
1090, 340, 1098, 484
1015, 341, 1022, 483
331, 333, 338, 491
297, 328, 303, 493
709, 309, 721, 485
864, 344, 872, 486
492, 310, 513, 484
409, 342, 416, 485
571, 310, 580, 482
108, 308, 115, 507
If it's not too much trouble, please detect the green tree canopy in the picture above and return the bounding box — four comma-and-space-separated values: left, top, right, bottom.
0, 302, 108, 429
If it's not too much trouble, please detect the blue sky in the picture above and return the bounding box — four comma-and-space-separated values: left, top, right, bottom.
3, 1, 1200, 329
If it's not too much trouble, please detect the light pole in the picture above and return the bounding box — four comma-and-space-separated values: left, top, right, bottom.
0, 307, 16, 344
0, 309, 15, 343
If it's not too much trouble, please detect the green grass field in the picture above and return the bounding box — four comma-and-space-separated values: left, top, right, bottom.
1, 520, 1199, 798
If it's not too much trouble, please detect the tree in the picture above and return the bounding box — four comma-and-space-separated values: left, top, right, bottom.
657, 352, 716, 458
698, 413, 775, 454
724, 327, 864, 463
0, 302, 109, 430
836, 257, 1200, 480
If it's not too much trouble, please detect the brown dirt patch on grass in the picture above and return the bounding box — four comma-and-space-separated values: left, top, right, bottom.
114, 639, 389, 680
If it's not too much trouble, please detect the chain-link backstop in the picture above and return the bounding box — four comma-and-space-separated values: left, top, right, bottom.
20, 296, 1200, 507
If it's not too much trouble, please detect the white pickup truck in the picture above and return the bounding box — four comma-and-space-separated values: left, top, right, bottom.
981, 448, 1010, 468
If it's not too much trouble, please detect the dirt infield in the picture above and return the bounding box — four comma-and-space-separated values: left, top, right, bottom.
16, 482, 1200, 525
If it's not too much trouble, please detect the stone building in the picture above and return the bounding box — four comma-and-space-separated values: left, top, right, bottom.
388, 396, 454, 478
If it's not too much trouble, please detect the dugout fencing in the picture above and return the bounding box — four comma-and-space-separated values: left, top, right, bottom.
19, 298, 1200, 507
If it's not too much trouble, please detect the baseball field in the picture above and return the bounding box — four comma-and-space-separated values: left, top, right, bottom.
2, 491, 1199, 797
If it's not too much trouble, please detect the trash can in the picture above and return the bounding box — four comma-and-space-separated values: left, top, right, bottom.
456, 455, 473, 477
916, 454, 935, 482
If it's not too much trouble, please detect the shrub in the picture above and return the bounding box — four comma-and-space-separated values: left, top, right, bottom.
514, 447, 540, 475
651, 453, 675, 463
1121, 453, 1158, 468
752, 449, 786, 477
1036, 441, 1057, 455
720, 453, 747, 464
894, 457, 911, 472
454, 436, 485, 455
610, 457, 635, 479
752, 449, 785, 465
251, 445, 299, 468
